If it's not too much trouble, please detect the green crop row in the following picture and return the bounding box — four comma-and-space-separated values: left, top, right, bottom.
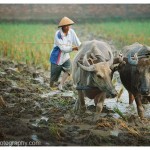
0, 20, 149, 70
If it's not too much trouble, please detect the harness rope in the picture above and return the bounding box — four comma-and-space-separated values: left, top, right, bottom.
25, 42, 77, 48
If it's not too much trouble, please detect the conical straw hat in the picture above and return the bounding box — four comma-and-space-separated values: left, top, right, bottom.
58, 17, 74, 27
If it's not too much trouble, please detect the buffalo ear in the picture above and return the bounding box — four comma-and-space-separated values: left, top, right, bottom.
110, 64, 118, 72
138, 59, 150, 67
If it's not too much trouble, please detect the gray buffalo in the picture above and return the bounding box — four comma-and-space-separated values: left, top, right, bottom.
72, 40, 117, 114
117, 42, 150, 118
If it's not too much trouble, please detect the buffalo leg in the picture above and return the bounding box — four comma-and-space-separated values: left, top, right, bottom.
74, 90, 86, 112
93, 93, 106, 122
134, 95, 144, 119
94, 93, 106, 113
129, 91, 135, 104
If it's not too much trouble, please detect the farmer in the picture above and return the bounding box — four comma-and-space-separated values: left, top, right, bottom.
49, 16, 81, 90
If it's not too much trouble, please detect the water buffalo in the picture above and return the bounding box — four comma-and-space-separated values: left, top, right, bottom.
117, 42, 150, 118
72, 40, 117, 114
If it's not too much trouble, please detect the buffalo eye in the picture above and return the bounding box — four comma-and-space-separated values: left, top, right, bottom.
97, 74, 102, 78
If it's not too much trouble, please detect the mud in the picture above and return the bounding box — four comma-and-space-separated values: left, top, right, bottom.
0, 58, 150, 146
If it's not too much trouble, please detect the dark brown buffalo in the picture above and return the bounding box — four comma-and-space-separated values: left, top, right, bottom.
117, 43, 150, 118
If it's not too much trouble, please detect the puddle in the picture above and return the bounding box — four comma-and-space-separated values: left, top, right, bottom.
143, 104, 150, 118
7, 103, 16, 108
61, 91, 74, 97
0, 71, 7, 75
35, 101, 41, 108
110, 129, 120, 137
33, 77, 44, 84
41, 116, 49, 121
7, 67, 19, 72
85, 79, 150, 118
41, 90, 74, 98
31, 116, 49, 127
40, 91, 61, 98
10, 81, 18, 87
32, 122, 39, 127
31, 134, 39, 141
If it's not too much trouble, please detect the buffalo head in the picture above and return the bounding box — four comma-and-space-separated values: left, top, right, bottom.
128, 55, 150, 96
77, 61, 117, 98
136, 58, 150, 95
123, 45, 150, 96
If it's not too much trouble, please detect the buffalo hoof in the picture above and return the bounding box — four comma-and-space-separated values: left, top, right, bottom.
140, 118, 149, 124
74, 99, 80, 112
139, 113, 144, 120
80, 106, 86, 113
93, 113, 101, 122
137, 106, 145, 120
74, 102, 86, 114
142, 98, 150, 104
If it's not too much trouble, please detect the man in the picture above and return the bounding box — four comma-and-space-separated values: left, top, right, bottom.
50, 16, 81, 90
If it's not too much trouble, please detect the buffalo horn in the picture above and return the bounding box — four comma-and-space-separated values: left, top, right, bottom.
107, 50, 114, 66
77, 62, 95, 72
127, 53, 138, 65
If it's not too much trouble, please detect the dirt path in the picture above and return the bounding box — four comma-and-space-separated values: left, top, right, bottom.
0, 58, 150, 146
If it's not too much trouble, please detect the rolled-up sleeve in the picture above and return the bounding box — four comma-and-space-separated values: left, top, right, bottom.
55, 32, 73, 53
71, 30, 81, 47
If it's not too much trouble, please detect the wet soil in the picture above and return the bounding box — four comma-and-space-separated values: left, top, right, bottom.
0, 58, 150, 146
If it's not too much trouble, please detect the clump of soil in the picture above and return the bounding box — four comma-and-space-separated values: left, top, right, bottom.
0, 58, 149, 146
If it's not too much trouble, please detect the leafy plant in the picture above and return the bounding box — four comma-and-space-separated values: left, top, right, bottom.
113, 107, 127, 121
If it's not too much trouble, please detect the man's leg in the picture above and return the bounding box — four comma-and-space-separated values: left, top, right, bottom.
50, 63, 61, 88
58, 72, 69, 90
58, 59, 71, 90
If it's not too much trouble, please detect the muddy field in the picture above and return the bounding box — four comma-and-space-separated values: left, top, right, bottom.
0, 58, 150, 146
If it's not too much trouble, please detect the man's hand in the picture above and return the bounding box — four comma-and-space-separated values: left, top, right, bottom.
72, 46, 78, 51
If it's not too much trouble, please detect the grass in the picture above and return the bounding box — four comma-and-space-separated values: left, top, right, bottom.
113, 107, 127, 121
80, 20, 150, 48
0, 20, 150, 70
0, 23, 56, 70
48, 123, 63, 140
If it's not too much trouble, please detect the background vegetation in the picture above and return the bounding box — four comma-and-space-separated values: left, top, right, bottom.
0, 20, 150, 70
